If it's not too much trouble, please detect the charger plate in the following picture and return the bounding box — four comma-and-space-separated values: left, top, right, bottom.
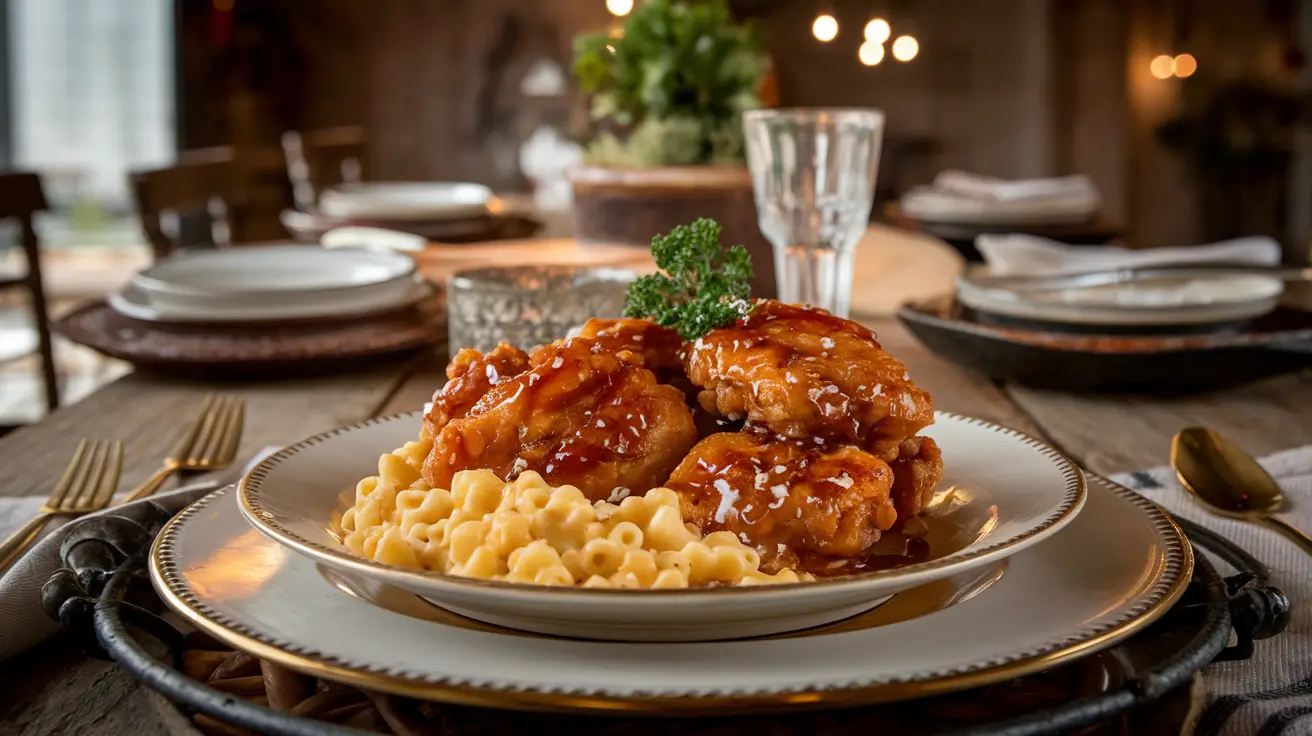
235, 412, 1086, 641
150, 474, 1188, 713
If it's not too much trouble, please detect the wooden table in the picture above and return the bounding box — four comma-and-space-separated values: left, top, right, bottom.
2, 319, 1311, 734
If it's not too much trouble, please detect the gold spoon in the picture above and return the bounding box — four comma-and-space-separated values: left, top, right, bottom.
1171, 426, 1312, 555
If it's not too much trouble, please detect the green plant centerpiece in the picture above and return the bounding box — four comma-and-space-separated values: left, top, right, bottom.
573, 0, 766, 166
568, 0, 776, 298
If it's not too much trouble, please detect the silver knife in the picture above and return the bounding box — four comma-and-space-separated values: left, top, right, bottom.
965, 264, 1312, 292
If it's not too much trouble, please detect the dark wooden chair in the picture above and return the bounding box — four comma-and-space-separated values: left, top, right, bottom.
0, 172, 59, 423
281, 126, 365, 212
130, 148, 243, 262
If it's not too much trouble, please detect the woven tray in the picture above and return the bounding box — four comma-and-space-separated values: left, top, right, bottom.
41, 498, 1290, 736
53, 296, 445, 380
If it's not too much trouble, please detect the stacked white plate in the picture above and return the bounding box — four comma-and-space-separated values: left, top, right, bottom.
957, 234, 1287, 328
109, 245, 429, 324
318, 182, 495, 222
956, 272, 1284, 327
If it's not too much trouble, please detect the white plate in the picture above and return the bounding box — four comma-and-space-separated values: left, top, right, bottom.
133, 245, 416, 301
956, 274, 1283, 326
900, 189, 1100, 225
237, 412, 1085, 641
108, 277, 431, 324
319, 182, 493, 221
155, 474, 1187, 711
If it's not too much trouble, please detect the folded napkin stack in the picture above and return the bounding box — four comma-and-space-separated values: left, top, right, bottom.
900, 170, 1102, 224
974, 234, 1284, 276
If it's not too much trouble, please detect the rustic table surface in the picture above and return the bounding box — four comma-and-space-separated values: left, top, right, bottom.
1, 316, 1310, 735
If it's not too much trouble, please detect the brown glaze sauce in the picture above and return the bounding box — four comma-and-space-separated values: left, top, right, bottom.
425, 336, 697, 500
683, 299, 933, 450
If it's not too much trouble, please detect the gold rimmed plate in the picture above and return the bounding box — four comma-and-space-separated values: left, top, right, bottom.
233, 412, 1085, 641
151, 475, 1188, 713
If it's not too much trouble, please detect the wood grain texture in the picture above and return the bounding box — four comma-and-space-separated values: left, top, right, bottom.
0, 365, 418, 500
1007, 369, 1312, 475
870, 319, 1046, 438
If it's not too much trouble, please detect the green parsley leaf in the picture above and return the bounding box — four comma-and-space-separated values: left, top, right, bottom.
623, 217, 755, 340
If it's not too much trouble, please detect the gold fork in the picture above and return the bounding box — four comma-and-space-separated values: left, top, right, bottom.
0, 440, 124, 570
121, 394, 246, 503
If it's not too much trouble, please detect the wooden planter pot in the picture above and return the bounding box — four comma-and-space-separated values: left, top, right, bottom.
568, 165, 777, 299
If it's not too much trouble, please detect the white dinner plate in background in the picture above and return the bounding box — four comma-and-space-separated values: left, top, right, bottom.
108, 278, 431, 324
899, 188, 1100, 226
956, 274, 1284, 326
133, 245, 415, 297
319, 182, 494, 221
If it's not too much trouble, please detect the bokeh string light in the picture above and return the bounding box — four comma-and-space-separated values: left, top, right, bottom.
891, 35, 919, 62
1174, 53, 1197, 78
858, 41, 885, 66
812, 14, 839, 42
864, 18, 891, 43
606, 0, 633, 17
1150, 54, 1176, 79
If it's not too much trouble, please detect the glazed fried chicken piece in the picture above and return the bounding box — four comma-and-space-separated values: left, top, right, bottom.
574, 318, 685, 376
886, 435, 944, 519
684, 299, 934, 454
666, 432, 898, 574
422, 344, 531, 439
532, 316, 698, 404
424, 337, 698, 501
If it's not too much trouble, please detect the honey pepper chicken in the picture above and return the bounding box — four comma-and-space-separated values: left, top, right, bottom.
683, 300, 934, 454
886, 435, 944, 519
666, 431, 898, 573
421, 303, 944, 578
572, 318, 685, 376
423, 336, 697, 502
423, 344, 531, 439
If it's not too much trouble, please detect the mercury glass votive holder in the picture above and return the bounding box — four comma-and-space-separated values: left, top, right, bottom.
446, 266, 636, 354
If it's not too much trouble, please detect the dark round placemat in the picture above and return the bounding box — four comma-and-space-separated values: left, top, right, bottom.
41, 484, 1290, 736
53, 296, 445, 381
897, 297, 1312, 392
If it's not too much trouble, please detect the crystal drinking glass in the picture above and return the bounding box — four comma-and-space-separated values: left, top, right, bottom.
446, 266, 634, 354
743, 108, 884, 318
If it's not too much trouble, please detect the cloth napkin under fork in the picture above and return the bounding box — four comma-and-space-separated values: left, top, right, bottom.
0, 447, 281, 662
1111, 445, 1312, 736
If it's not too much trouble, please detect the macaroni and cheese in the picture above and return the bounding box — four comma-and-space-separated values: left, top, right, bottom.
340, 436, 814, 588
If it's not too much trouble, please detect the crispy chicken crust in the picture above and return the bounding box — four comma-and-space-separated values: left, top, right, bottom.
423, 336, 697, 501
683, 300, 934, 454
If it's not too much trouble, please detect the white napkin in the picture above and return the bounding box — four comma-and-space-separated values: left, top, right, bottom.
975, 234, 1283, 276
933, 170, 1101, 203
1112, 446, 1312, 736
900, 171, 1102, 224
0, 447, 281, 662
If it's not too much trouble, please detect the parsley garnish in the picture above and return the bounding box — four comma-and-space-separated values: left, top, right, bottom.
623, 218, 755, 341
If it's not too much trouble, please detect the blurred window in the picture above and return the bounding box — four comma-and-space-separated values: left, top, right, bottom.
5, 0, 174, 248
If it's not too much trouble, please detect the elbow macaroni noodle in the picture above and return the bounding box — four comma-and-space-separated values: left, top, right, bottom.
340, 436, 814, 588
